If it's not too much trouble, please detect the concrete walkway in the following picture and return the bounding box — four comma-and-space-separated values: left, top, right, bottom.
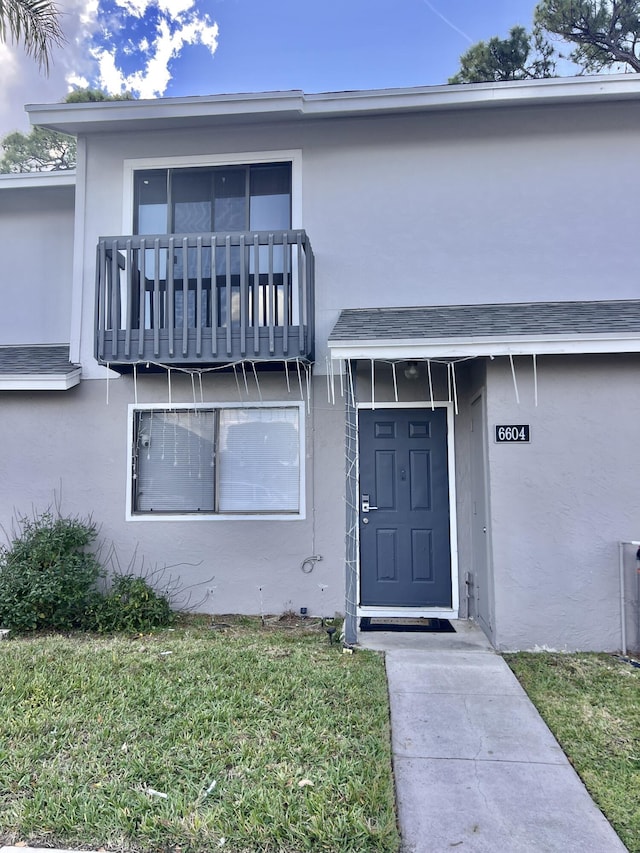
360, 620, 628, 853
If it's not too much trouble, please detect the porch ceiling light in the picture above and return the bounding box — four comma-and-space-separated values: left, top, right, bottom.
403, 361, 420, 380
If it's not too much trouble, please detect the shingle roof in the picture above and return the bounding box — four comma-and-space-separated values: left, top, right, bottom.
329, 300, 640, 342
0, 345, 79, 375
0, 345, 81, 390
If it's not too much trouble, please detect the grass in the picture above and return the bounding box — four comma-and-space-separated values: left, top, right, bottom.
505, 652, 640, 852
0, 617, 400, 853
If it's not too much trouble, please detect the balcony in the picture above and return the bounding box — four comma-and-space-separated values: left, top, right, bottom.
95, 230, 314, 367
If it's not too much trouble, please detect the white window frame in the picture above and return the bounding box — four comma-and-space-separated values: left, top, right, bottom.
126, 401, 306, 522
122, 149, 303, 233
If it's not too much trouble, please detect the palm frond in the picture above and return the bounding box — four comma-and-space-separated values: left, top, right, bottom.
0, 0, 65, 72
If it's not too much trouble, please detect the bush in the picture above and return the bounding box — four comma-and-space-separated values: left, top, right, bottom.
0, 512, 102, 632
88, 573, 174, 633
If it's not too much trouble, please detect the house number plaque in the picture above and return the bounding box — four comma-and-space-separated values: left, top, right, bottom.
495, 424, 530, 443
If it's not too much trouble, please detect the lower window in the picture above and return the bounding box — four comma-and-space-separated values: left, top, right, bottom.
131, 405, 301, 516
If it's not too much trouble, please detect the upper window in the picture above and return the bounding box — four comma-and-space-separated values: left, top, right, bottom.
130, 404, 302, 518
134, 163, 292, 235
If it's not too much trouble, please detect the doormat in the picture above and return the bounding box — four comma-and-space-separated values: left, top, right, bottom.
359, 617, 455, 633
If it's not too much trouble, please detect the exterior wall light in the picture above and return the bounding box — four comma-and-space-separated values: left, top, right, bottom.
404, 361, 420, 380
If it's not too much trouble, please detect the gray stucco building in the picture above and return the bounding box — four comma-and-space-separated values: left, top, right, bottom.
2, 75, 640, 650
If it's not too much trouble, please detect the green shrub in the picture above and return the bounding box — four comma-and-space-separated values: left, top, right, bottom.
0, 512, 102, 632
88, 573, 174, 633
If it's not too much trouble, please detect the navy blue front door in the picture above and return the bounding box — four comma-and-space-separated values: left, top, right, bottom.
359, 408, 452, 607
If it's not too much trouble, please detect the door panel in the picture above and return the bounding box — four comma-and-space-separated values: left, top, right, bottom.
359, 408, 452, 607
410, 450, 431, 510
375, 451, 396, 509
376, 530, 398, 581
411, 529, 434, 582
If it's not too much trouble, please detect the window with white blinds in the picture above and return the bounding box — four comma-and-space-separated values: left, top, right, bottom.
132, 405, 301, 516
218, 408, 299, 513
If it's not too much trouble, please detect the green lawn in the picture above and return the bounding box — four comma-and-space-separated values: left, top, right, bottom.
505, 652, 640, 853
0, 618, 399, 853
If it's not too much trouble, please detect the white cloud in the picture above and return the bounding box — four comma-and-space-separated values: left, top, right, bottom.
110, 0, 149, 17
159, 0, 197, 17
110, 0, 195, 17
93, 47, 125, 94
94, 5, 219, 98
67, 72, 91, 89
0, 0, 219, 139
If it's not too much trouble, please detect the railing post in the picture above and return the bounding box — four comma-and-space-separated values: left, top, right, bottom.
109, 240, 120, 360
181, 237, 189, 358
268, 233, 275, 354
95, 241, 106, 361
239, 234, 247, 357
125, 239, 133, 359
138, 239, 146, 358
168, 236, 175, 357
252, 233, 260, 355
225, 235, 232, 356
211, 234, 218, 357
153, 237, 161, 358
196, 235, 203, 357
298, 235, 305, 355
305, 235, 314, 356
282, 232, 290, 355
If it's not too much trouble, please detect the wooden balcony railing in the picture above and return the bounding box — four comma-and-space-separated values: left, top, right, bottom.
95, 230, 314, 366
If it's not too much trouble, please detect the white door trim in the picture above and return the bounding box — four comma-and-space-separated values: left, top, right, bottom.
355, 401, 459, 620
470, 388, 495, 637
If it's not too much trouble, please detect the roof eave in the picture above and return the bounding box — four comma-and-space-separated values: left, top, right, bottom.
0, 171, 76, 189
26, 91, 307, 134
0, 368, 81, 390
328, 333, 640, 360
26, 74, 640, 135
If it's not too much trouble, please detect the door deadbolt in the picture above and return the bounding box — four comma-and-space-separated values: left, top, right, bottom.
361, 494, 378, 513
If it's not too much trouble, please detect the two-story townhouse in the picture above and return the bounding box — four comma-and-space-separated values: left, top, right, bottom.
2, 74, 640, 651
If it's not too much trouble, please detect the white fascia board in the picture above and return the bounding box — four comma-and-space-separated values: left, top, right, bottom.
0, 171, 76, 190
303, 74, 640, 115
26, 92, 306, 134
0, 369, 81, 390
328, 333, 640, 360
26, 74, 640, 134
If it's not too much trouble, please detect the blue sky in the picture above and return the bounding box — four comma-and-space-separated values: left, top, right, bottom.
0, 0, 543, 136
167, 0, 538, 95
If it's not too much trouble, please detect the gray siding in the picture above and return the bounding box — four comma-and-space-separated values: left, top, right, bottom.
76, 101, 640, 373
0, 374, 345, 618
0, 184, 74, 344
486, 354, 640, 651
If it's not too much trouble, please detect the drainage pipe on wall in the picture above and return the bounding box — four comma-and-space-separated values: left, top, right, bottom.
618, 540, 640, 655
